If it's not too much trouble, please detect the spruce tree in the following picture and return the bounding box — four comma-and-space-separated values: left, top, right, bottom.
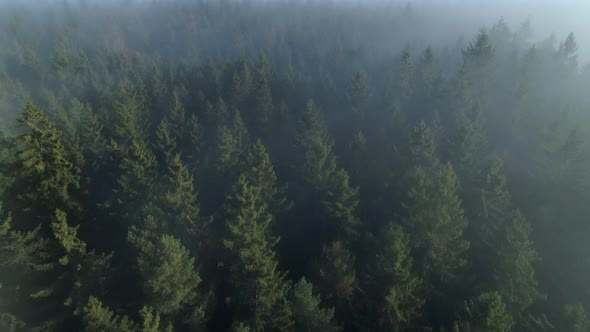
361, 223, 423, 331
242, 139, 291, 216
402, 122, 469, 282
163, 154, 211, 246
291, 278, 341, 332
311, 241, 356, 311
14, 102, 80, 213
223, 174, 292, 331
135, 234, 207, 325
454, 292, 514, 332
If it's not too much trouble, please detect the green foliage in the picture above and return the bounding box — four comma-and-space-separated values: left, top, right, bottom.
0, 313, 26, 332
15, 102, 80, 210
403, 122, 469, 281
163, 154, 210, 244
155, 118, 177, 164
223, 174, 292, 331
312, 241, 356, 308
321, 169, 360, 244
243, 139, 291, 215
298, 100, 336, 189
346, 71, 368, 114
362, 223, 423, 331
291, 278, 341, 332
136, 234, 203, 318
562, 303, 590, 332
79, 106, 107, 172
83, 297, 173, 332
455, 292, 514, 332
111, 80, 150, 147
215, 125, 240, 175
1, 4, 589, 331
114, 141, 157, 207
83, 297, 135, 332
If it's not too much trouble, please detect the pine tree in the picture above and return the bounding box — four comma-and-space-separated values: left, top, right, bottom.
231, 110, 250, 154
242, 139, 291, 216
163, 154, 211, 247
297, 100, 336, 191
223, 174, 292, 331
0, 132, 16, 197
47, 209, 112, 316
291, 278, 341, 332
14, 102, 80, 213
215, 125, 240, 175
83, 297, 173, 332
454, 292, 514, 332
79, 106, 107, 173
183, 113, 203, 173
135, 234, 207, 326
322, 169, 360, 244
215, 111, 250, 177
397, 47, 415, 106
83, 297, 135, 332
562, 303, 590, 332
232, 60, 253, 102
312, 241, 356, 310
114, 141, 157, 210
465, 157, 540, 313
346, 71, 368, 115
155, 118, 177, 165
402, 122, 469, 281
361, 223, 423, 331
0, 202, 46, 328
110, 80, 150, 148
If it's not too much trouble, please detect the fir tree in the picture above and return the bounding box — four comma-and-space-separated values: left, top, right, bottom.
361, 223, 423, 331
223, 174, 293, 331
402, 122, 469, 282
14, 102, 80, 213
454, 292, 514, 332
290, 278, 341, 332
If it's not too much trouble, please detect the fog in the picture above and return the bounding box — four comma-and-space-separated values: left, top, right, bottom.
1, 0, 590, 331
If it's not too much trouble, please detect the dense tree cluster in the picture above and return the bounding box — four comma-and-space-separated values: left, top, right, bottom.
1, 1, 590, 331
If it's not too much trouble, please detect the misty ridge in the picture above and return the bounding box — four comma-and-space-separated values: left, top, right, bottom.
1, 0, 590, 332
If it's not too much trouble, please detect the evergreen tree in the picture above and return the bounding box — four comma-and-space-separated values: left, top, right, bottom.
402, 122, 469, 282
223, 174, 292, 331
0, 202, 45, 328
242, 139, 291, 216
110, 80, 150, 147
155, 118, 177, 165
361, 223, 423, 331
454, 292, 514, 332
346, 71, 369, 115
215, 125, 240, 176
113, 141, 157, 214
297, 100, 336, 190
562, 303, 590, 332
83, 297, 173, 332
311, 241, 356, 311
184, 113, 203, 173
79, 106, 107, 173
83, 297, 135, 332
322, 169, 360, 244
163, 154, 211, 246
13, 102, 80, 213
134, 234, 207, 326
290, 277, 341, 332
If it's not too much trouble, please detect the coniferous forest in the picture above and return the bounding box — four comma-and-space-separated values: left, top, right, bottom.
2, 1, 590, 331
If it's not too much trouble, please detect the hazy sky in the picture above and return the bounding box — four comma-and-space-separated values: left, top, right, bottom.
1, 0, 589, 59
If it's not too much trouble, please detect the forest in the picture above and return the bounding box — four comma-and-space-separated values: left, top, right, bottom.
1, 0, 590, 331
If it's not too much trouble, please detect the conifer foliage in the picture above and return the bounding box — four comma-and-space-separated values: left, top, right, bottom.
0, 1, 589, 331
